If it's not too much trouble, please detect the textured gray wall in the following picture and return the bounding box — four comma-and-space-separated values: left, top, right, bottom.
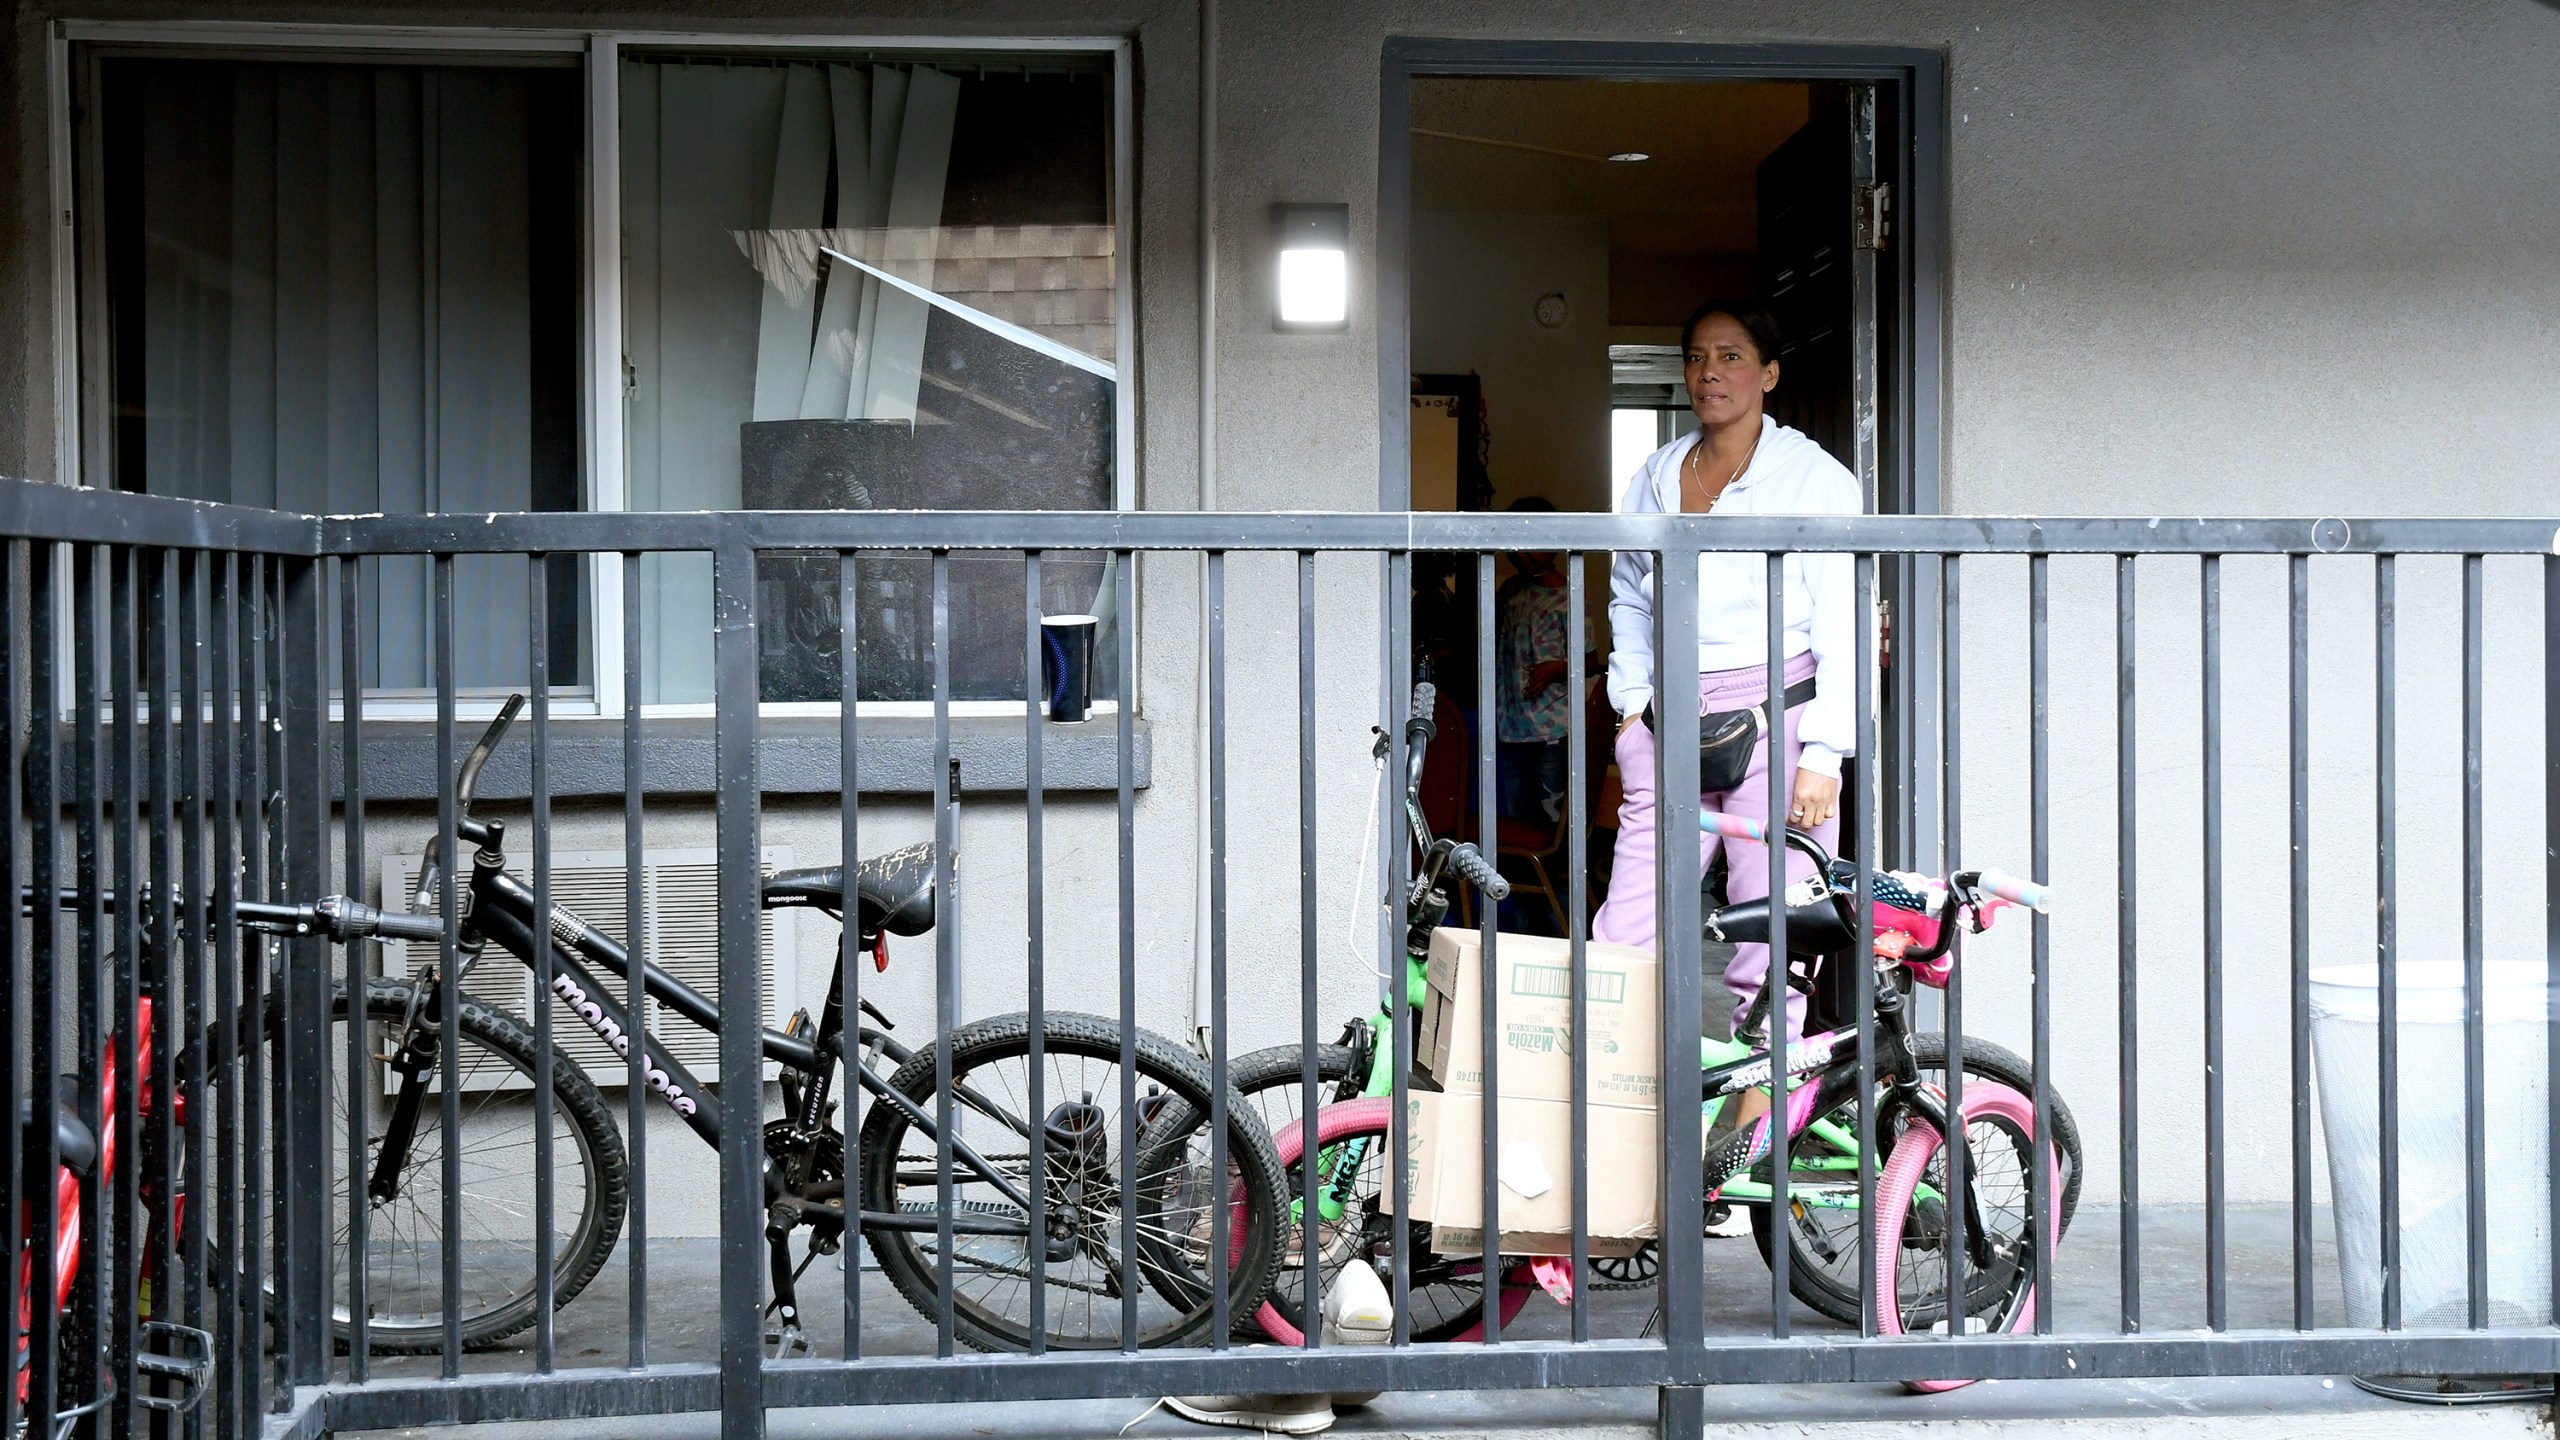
8, 1, 2560, 1230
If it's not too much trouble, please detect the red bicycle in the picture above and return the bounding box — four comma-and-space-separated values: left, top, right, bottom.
13, 907, 242, 1440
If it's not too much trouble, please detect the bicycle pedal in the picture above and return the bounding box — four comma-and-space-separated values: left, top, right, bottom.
763, 1322, 811, 1359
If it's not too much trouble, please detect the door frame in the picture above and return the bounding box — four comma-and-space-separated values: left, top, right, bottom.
1377, 37, 1948, 867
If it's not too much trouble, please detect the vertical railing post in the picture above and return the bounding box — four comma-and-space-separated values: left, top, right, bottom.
1656, 525, 1706, 1415
2288, 552, 2315, 1332
711, 534, 767, 1440
278, 552, 332, 1383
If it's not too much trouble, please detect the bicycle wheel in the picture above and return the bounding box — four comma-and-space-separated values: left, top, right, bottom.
1250, 1097, 1533, 1346
327, 980, 628, 1352
1751, 1034, 2082, 1327
1872, 1079, 2060, 1391
1226, 1043, 1359, 1153
855, 1011, 1284, 1352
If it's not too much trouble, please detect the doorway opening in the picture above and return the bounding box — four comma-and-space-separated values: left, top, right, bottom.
1387, 51, 1941, 927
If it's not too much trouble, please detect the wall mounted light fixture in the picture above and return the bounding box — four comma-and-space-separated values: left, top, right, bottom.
1272, 202, 1350, 332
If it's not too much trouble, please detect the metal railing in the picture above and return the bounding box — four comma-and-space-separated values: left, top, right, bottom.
2, 476, 2556, 1440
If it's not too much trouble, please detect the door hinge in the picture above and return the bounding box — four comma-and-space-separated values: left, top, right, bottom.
1853, 183, 1891, 252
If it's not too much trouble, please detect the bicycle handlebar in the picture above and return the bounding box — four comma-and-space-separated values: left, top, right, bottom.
453, 693, 527, 814
1971, 869, 2052, 913
1404, 683, 1437, 799
1445, 841, 1510, 901
234, 897, 446, 944
1701, 811, 1767, 843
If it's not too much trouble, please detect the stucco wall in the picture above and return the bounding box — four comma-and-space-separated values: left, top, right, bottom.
7, 0, 2560, 1235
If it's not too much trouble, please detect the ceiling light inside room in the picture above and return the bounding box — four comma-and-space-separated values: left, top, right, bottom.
1606, 151, 1650, 163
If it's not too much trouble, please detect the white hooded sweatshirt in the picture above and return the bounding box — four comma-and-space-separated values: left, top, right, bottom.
1604, 415, 1861, 777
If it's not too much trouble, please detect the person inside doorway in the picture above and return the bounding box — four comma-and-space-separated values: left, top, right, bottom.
1590, 297, 1862, 1156
1495, 496, 1571, 829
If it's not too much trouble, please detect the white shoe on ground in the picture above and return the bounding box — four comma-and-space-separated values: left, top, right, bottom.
1162, 1393, 1336, 1435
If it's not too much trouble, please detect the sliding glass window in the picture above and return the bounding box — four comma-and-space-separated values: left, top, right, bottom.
86, 53, 588, 698
618, 50, 1122, 707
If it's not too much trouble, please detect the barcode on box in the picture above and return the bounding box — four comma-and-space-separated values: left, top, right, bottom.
1511, 964, 1626, 1004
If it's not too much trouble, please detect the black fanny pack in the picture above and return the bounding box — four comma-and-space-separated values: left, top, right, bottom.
1643, 676, 1819, 794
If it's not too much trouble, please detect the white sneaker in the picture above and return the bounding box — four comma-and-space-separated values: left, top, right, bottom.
1162, 1393, 1336, 1435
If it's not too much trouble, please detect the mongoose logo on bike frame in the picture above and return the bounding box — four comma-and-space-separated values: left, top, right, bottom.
549, 969, 698, 1116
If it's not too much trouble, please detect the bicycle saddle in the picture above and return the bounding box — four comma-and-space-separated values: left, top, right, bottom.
761, 841, 939, 936
1703, 888, 1854, 956
19, 1092, 97, 1176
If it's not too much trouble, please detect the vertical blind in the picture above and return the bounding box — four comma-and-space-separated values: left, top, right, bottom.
106, 58, 584, 693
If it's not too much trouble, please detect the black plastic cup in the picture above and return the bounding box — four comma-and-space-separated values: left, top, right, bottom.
1041, 615, 1098, 723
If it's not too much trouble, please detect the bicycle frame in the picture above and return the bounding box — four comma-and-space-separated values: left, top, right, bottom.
428, 855, 1043, 1240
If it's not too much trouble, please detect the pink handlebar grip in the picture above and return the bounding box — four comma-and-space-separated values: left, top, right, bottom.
1975, 869, 2051, 913
1700, 811, 1768, 843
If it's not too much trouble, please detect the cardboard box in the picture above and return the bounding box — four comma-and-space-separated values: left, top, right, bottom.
1419, 928, 1661, 1107
1387, 1089, 1661, 1257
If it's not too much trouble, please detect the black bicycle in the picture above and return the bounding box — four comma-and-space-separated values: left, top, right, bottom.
235, 697, 1285, 1355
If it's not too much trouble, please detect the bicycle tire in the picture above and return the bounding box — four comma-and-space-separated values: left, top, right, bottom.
1872, 1079, 2059, 1391
855, 1011, 1285, 1352
1226, 1043, 1360, 1148
320, 980, 627, 1353
1250, 1097, 1533, 1346
1750, 1034, 2081, 1327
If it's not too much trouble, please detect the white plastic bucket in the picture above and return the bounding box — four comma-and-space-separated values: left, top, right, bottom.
2308, 961, 2551, 1329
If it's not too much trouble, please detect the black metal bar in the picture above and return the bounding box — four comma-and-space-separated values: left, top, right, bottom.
2461, 553, 2487, 1329
302, 1325, 2560, 1428
1207, 550, 1233, 1346
710, 537, 767, 1439
1386, 548, 1413, 1345
1019, 549, 1043, 1355
2202, 555, 2227, 1333
18, 538, 55, 1440
0, 479, 319, 553
1114, 550, 1140, 1353
1297, 550, 1321, 1347
2028, 551, 2054, 1334
1476, 548, 1501, 1342
2376, 556, 2402, 1329
844, 549, 867, 1358
1940, 553, 1966, 1342
2546, 551, 2560, 1338
209, 550, 242, 1440
1653, 532, 1706, 1373
529, 554, 558, 1373
280, 551, 331, 1389
621, 552, 649, 1369
0, 543, 19, 1440
1852, 552, 1878, 1338
2288, 553, 2314, 1332
246, 554, 273, 1421
181, 548, 209, 1440
434, 554, 463, 1374
2117, 554, 2140, 1335
932, 550, 959, 1359
73, 543, 108, 1433
1567, 551, 1589, 1343
338, 555, 370, 1376
315, 506, 2560, 559
1763, 551, 1791, 1341
110, 545, 142, 1437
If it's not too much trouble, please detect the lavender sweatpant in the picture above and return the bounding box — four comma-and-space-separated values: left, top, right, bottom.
1591, 650, 1835, 1038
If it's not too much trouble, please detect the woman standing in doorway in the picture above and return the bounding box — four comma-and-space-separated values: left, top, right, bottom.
1592, 298, 1862, 1148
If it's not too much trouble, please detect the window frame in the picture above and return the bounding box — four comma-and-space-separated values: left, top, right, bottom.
50, 20, 1139, 722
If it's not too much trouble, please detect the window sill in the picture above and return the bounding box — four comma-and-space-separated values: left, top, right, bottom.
332, 714, 1150, 804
